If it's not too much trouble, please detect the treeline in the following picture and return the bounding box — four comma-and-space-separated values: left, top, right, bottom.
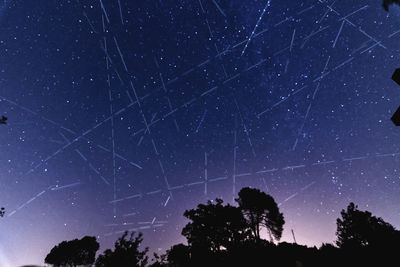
44, 187, 400, 267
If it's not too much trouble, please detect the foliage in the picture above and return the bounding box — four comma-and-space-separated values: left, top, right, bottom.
95, 231, 148, 267
336, 202, 400, 249
45, 236, 99, 267
235, 187, 284, 242
166, 244, 190, 267
182, 198, 249, 253
42, 187, 400, 267
147, 252, 168, 267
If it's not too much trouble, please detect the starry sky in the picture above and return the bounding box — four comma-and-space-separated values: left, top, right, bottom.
1, 0, 400, 266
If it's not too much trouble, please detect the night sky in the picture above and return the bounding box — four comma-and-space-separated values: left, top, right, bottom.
1, 0, 400, 265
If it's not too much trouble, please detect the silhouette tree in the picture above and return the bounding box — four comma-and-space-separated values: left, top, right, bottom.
383, 0, 400, 10
95, 231, 148, 267
166, 244, 191, 267
0, 207, 5, 217
45, 236, 99, 267
147, 252, 168, 267
336, 202, 400, 249
182, 198, 249, 253
235, 187, 284, 242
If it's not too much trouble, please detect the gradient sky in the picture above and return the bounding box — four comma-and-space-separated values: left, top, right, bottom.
1, 0, 400, 266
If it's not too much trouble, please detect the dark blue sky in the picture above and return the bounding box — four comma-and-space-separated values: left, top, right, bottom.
1, 0, 400, 265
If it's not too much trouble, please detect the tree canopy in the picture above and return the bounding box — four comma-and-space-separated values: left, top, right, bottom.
235, 187, 285, 242
182, 198, 248, 252
45, 236, 99, 267
95, 231, 148, 267
166, 244, 191, 267
42, 187, 400, 267
336, 202, 400, 249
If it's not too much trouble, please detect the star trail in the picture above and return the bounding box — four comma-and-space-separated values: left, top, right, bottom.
1, 0, 400, 266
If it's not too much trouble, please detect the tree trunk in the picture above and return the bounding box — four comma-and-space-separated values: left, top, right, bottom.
268, 228, 274, 244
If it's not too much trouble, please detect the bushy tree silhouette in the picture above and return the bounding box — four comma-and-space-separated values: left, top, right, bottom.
182, 198, 248, 253
166, 244, 191, 267
336, 202, 400, 249
235, 187, 284, 242
95, 231, 148, 267
45, 236, 99, 267
147, 252, 168, 267
41, 187, 400, 267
